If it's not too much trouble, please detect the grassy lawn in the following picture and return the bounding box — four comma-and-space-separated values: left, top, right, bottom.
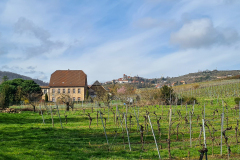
1, 100, 240, 159
1, 80, 240, 159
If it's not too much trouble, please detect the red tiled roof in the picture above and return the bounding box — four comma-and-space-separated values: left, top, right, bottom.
49, 70, 87, 87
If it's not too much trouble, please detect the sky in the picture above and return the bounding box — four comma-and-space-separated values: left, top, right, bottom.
0, 0, 240, 84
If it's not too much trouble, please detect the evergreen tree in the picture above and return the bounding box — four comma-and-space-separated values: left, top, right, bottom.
2, 76, 9, 82
45, 93, 48, 102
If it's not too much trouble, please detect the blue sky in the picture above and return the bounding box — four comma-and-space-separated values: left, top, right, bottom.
0, 0, 240, 84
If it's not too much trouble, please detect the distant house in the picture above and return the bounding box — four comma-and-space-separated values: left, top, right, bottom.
123, 80, 129, 83
88, 80, 107, 98
155, 84, 161, 88
43, 70, 88, 102
180, 81, 186, 84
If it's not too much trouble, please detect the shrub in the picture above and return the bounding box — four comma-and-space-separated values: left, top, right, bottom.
153, 85, 176, 105
24, 99, 29, 104
193, 84, 200, 89
234, 97, 240, 105
179, 96, 198, 105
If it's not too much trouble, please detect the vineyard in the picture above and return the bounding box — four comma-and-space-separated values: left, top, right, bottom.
0, 79, 240, 159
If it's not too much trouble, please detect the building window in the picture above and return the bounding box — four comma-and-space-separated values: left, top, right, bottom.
68, 89, 70, 93
73, 97, 75, 101
52, 97, 55, 102
63, 89, 65, 93
52, 89, 55, 93
44, 89, 47, 94
78, 97, 80, 101
58, 89, 60, 93
78, 89, 80, 93
73, 89, 75, 93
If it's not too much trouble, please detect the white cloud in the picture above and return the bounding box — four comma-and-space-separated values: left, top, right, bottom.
14, 18, 66, 58
170, 18, 239, 48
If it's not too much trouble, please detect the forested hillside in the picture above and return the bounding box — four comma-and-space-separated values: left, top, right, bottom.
0, 71, 49, 86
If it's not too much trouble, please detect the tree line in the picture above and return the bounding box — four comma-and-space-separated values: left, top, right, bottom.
0, 76, 42, 112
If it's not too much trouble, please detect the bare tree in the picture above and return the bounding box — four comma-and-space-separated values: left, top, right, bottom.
56, 93, 74, 111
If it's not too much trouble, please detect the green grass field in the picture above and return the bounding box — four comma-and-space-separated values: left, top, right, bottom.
1, 79, 240, 159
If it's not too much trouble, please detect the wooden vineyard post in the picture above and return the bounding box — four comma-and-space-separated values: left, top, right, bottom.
190, 111, 192, 148
124, 113, 131, 151
221, 113, 224, 156
168, 109, 172, 159
99, 111, 108, 145
204, 103, 205, 120
39, 105, 45, 124
148, 115, 161, 159
202, 119, 208, 159
140, 125, 144, 150
50, 106, 54, 128
56, 105, 63, 129
202, 119, 206, 148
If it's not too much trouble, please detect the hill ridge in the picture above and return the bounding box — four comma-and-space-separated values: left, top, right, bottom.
0, 70, 49, 86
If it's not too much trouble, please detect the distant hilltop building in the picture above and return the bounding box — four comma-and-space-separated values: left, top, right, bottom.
112, 74, 145, 84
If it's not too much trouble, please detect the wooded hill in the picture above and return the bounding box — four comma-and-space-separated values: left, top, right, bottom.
103, 70, 240, 89
0, 70, 49, 86
165, 69, 240, 85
